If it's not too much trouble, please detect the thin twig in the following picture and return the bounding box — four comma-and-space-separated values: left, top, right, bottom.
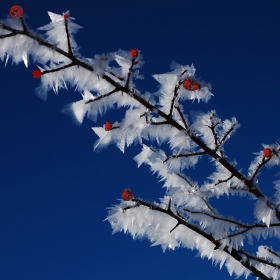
85, 88, 120, 104
217, 124, 235, 148
64, 17, 73, 56
214, 174, 234, 186
175, 105, 188, 129
249, 156, 271, 183
163, 151, 206, 163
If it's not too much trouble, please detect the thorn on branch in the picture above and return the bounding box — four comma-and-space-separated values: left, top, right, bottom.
178, 69, 188, 77
170, 221, 181, 233
167, 198, 172, 212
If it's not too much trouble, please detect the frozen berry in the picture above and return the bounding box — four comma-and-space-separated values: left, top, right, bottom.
183, 79, 200, 91
122, 189, 134, 201
32, 70, 42, 79
130, 49, 139, 59
263, 148, 272, 158
104, 122, 113, 131
9, 5, 24, 18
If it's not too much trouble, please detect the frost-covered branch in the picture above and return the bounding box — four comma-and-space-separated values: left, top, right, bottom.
216, 123, 236, 149
0, 14, 270, 202
163, 151, 206, 163
207, 111, 220, 147
175, 105, 188, 129
118, 198, 272, 280
2, 7, 280, 279
169, 80, 183, 116
249, 156, 272, 183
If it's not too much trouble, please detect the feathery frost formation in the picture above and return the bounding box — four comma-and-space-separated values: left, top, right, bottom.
1, 8, 280, 279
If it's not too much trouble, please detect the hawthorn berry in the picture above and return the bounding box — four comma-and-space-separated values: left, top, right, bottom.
104, 122, 113, 131
263, 148, 272, 158
32, 70, 42, 79
183, 79, 200, 91
64, 14, 69, 19
122, 189, 134, 201
9, 5, 24, 18
130, 49, 139, 59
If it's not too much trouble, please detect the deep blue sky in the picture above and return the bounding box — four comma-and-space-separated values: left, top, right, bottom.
1, 1, 280, 279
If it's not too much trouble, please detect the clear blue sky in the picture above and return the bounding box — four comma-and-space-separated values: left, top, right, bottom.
0, 1, 280, 279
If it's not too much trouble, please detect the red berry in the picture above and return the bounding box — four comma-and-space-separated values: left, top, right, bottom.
9, 5, 24, 18
130, 49, 139, 59
122, 189, 134, 201
32, 70, 42, 79
183, 79, 200, 91
263, 148, 272, 158
104, 122, 113, 131
64, 14, 69, 19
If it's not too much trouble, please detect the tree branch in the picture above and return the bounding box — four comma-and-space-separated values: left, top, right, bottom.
169, 82, 182, 116
2, 19, 280, 221
129, 198, 272, 280
183, 208, 248, 228
216, 124, 235, 149
249, 156, 271, 183
85, 88, 120, 104
64, 17, 74, 56
175, 105, 188, 129
163, 151, 206, 163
